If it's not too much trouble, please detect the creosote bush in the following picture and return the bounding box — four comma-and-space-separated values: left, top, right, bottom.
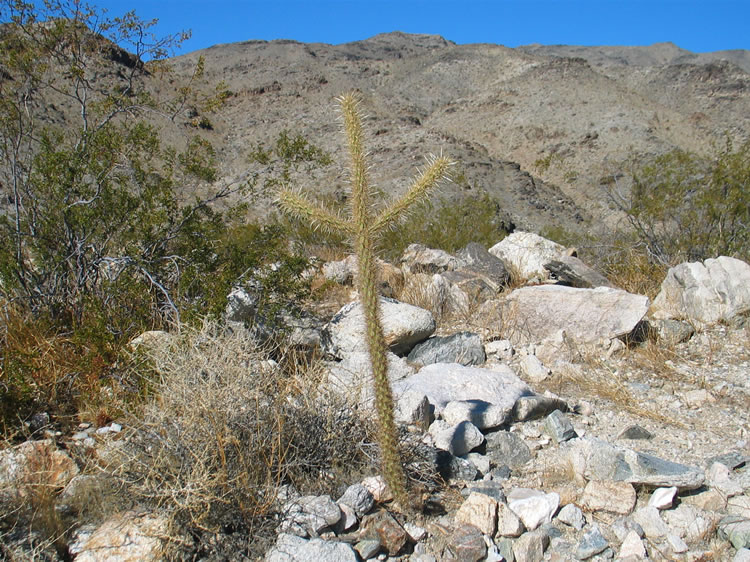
108, 322, 377, 559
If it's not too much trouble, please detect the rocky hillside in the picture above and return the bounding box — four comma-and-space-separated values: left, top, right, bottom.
154, 32, 750, 231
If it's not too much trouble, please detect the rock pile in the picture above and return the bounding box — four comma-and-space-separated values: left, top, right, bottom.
3, 234, 749, 561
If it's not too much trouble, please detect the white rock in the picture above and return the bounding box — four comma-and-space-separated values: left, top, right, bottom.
580, 480, 636, 515
335, 503, 357, 532
488, 231, 567, 280
265, 533, 358, 562
648, 486, 678, 510
432, 421, 484, 456
662, 504, 718, 543
666, 533, 689, 554
0, 439, 79, 502
454, 492, 498, 536
324, 352, 415, 408
617, 530, 647, 560
442, 399, 510, 430
395, 391, 432, 428
400, 243, 460, 274
404, 522, 427, 542
519, 354, 551, 382
484, 339, 514, 360
734, 548, 750, 562
557, 504, 586, 530
71, 511, 170, 562
500, 285, 650, 345
282, 495, 341, 536
651, 256, 750, 326
321, 297, 435, 358
507, 488, 560, 531
496, 502, 525, 537
361, 476, 392, 503
392, 362, 530, 417
463, 453, 491, 476
707, 461, 743, 497
632, 506, 669, 539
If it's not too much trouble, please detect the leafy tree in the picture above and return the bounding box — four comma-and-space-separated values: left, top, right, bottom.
608, 139, 750, 265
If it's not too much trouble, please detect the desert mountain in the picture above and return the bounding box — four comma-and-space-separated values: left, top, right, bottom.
155, 32, 749, 234
30, 30, 750, 235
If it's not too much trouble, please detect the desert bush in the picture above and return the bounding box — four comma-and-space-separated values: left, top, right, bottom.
378, 193, 509, 262
608, 139, 750, 266
108, 322, 376, 558
0, 2, 314, 430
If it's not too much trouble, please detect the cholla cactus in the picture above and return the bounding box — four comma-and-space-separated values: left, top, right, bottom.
278, 93, 451, 505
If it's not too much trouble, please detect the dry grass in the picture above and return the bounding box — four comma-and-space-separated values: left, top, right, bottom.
104, 320, 378, 558
547, 359, 686, 428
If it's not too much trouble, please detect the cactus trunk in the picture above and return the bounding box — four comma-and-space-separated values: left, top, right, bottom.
277, 92, 452, 509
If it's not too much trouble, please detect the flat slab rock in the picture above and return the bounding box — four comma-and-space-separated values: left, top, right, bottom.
651, 256, 750, 327
392, 362, 533, 417
569, 438, 705, 490
321, 297, 435, 358
265, 533, 358, 562
501, 285, 650, 344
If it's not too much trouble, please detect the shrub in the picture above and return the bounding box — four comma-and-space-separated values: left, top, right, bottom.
109, 322, 377, 558
608, 139, 750, 265
378, 192, 510, 262
0, 2, 312, 431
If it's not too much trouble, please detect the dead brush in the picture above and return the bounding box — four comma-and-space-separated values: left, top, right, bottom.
107, 320, 377, 558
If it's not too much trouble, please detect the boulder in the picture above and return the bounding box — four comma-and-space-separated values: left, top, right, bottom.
407, 332, 486, 367
226, 282, 323, 349
400, 243, 460, 274
569, 438, 705, 490
401, 272, 470, 318
488, 231, 569, 281
501, 285, 650, 345
485, 430, 532, 469
321, 297, 435, 358
507, 488, 560, 531
322, 255, 403, 297
323, 352, 415, 408
392, 363, 532, 417
455, 241, 511, 288
440, 269, 498, 302
70, 510, 171, 562
442, 399, 509, 430
544, 255, 613, 288
431, 420, 485, 456
0, 439, 79, 502
651, 256, 750, 326
281, 495, 342, 537
455, 492, 499, 536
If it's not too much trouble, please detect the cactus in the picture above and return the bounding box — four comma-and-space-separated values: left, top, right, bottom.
278, 93, 451, 505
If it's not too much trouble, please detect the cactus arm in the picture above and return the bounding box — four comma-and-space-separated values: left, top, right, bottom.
370, 155, 452, 236
277, 189, 354, 235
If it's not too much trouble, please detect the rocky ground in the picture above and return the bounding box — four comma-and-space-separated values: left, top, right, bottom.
2, 234, 749, 561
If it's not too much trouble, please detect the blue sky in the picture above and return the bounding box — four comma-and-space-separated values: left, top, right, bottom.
94, 1, 748, 56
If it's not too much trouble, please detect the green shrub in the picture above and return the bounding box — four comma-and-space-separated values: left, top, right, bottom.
378, 192, 510, 261
609, 139, 750, 265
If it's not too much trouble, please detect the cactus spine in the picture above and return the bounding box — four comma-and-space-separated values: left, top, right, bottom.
278, 93, 451, 505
